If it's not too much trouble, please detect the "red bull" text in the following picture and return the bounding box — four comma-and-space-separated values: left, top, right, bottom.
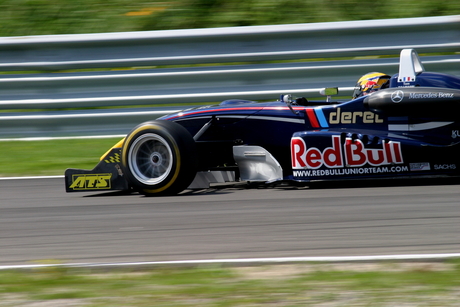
291, 135, 403, 169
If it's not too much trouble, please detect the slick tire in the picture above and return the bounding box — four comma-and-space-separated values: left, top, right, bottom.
121, 120, 197, 196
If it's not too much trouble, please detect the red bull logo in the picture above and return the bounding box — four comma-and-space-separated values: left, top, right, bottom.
291, 135, 403, 169
363, 80, 378, 89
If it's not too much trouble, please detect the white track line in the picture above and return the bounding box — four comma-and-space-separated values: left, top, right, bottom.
2, 254, 460, 270
0, 175, 64, 180
0, 135, 125, 141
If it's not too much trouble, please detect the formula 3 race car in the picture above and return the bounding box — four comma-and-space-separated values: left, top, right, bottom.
65, 49, 460, 195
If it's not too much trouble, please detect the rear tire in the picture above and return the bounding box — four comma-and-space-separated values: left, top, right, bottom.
121, 120, 197, 196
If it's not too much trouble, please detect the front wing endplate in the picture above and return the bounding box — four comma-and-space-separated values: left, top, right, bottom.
65, 148, 129, 192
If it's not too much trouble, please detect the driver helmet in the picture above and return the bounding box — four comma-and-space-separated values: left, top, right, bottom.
352, 72, 391, 99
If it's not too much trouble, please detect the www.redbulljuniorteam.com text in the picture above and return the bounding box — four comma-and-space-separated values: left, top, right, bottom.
291, 135, 406, 178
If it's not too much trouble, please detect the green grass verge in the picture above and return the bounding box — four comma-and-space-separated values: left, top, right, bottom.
0, 0, 459, 36
1, 261, 460, 306
0, 138, 122, 177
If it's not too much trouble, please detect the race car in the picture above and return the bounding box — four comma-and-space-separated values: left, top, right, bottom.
65, 49, 460, 195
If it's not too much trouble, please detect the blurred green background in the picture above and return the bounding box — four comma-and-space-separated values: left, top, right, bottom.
0, 0, 459, 36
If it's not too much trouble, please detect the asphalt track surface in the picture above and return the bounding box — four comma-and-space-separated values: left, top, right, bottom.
1, 177, 460, 266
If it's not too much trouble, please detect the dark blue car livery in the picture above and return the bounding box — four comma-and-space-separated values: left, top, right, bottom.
65, 49, 460, 195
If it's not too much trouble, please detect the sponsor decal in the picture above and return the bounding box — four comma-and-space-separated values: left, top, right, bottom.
69, 174, 112, 190
329, 108, 383, 125
410, 162, 430, 171
293, 166, 409, 178
434, 164, 456, 170
291, 135, 403, 170
104, 152, 121, 163
408, 92, 454, 99
452, 130, 460, 139
391, 90, 404, 103
115, 164, 124, 176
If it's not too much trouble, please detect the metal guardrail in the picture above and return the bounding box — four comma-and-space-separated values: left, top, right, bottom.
0, 15, 459, 137
0, 15, 459, 71
1, 56, 459, 110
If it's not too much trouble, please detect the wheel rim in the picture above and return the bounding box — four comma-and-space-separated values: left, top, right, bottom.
128, 133, 174, 185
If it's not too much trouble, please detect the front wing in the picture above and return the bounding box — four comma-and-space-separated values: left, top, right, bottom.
65, 148, 129, 192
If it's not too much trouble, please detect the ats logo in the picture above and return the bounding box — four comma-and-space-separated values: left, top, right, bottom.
69, 174, 112, 190
291, 135, 403, 169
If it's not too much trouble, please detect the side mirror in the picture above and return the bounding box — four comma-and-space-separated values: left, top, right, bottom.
320, 87, 338, 102
320, 87, 338, 96
280, 94, 298, 115
281, 94, 292, 103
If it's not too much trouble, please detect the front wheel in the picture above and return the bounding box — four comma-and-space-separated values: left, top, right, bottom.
121, 120, 197, 196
